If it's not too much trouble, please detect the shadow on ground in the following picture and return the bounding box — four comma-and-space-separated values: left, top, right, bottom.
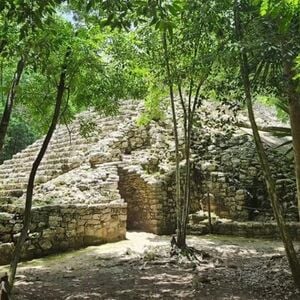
1, 232, 299, 300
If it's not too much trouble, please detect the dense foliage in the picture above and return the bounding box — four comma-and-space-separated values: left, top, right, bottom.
0, 113, 37, 162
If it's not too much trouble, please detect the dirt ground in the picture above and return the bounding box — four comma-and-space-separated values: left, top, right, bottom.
1, 232, 300, 300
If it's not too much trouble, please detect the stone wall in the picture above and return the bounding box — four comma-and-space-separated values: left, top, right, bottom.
189, 221, 300, 241
0, 203, 126, 265
118, 167, 175, 234
192, 115, 297, 222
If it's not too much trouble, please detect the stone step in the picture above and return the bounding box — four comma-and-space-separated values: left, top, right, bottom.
4, 159, 58, 173
3, 156, 75, 169
0, 178, 28, 185
0, 189, 24, 198
0, 182, 27, 190
0, 102, 143, 206
10, 146, 87, 164
0, 173, 53, 187
20, 142, 84, 155
0, 196, 17, 205
0, 170, 9, 177
187, 224, 209, 235
2, 121, 132, 167
1, 161, 70, 174
7, 165, 63, 177
19, 136, 99, 153
0, 168, 59, 181
0, 211, 14, 222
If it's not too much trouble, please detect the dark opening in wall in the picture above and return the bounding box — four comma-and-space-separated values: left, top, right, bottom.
118, 167, 157, 233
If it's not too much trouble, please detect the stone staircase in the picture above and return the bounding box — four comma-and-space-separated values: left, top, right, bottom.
0, 100, 143, 206
0, 100, 160, 265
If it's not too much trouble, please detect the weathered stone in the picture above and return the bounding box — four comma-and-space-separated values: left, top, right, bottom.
49, 216, 62, 227
0, 212, 13, 222
39, 239, 52, 251
0, 243, 14, 265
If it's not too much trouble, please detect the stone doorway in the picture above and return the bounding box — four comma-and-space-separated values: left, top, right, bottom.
118, 167, 155, 232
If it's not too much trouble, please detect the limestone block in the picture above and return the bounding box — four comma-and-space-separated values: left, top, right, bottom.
26, 243, 37, 252
55, 227, 65, 235
236, 189, 245, 196
85, 226, 95, 236
235, 195, 245, 201
66, 223, 76, 231
102, 213, 111, 222
120, 141, 128, 149
76, 226, 85, 234
33, 212, 48, 223
77, 184, 89, 191
61, 208, 76, 214
0, 223, 12, 234
0, 243, 13, 264
66, 230, 76, 237
89, 152, 111, 167
248, 167, 257, 176
69, 155, 83, 169
0, 212, 13, 222
77, 220, 86, 226
63, 216, 73, 222
48, 216, 62, 227
13, 223, 23, 233
38, 222, 47, 228
39, 239, 52, 251
59, 241, 69, 250
94, 228, 105, 237
107, 227, 117, 236
0, 234, 11, 243
28, 232, 41, 239
86, 219, 100, 225
119, 214, 127, 221
43, 229, 56, 239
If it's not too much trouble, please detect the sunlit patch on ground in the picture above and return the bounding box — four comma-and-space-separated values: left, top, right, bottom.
1, 232, 299, 299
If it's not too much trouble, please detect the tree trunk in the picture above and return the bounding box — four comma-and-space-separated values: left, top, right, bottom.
8, 47, 71, 292
181, 75, 207, 247
0, 57, 26, 153
181, 97, 192, 246
162, 31, 185, 248
283, 59, 300, 220
0, 22, 8, 55
289, 99, 300, 219
234, 3, 300, 289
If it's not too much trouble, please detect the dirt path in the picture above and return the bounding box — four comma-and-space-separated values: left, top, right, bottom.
1, 232, 300, 300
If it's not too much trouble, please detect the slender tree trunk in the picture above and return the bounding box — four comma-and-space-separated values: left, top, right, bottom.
178, 86, 188, 247
162, 31, 185, 248
207, 192, 212, 233
234, 3, 300, 289
1, 60, 4, 104
0, 23, 8, 55
0, 40, 7, 54
0, 57, 26, 153
283, 59, 300, 220
289, 99, 300, 219
181, 101, 192, 245
181, 75, 207, 246
8, 47, 71, 292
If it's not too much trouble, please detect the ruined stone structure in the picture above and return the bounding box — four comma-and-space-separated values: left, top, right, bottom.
191, 102, 296, 222
0, 99, 296, 264
0, 100, 179, 264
